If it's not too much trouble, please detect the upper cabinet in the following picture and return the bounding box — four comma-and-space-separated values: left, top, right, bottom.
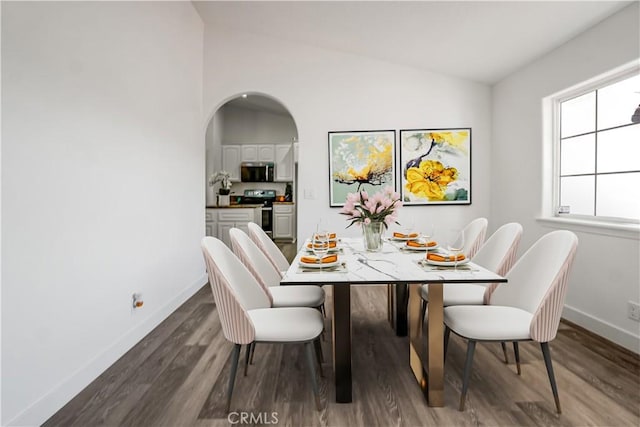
223, 144, 276, 181
241, 145, 257, 162
275, 144, 294, 182
257, 145, 275, 162
222, 145, 242, 181
222, 143, 293, 182
241, 144, 274, 162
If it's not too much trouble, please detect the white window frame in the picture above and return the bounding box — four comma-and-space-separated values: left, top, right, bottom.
540, 60, 640, 240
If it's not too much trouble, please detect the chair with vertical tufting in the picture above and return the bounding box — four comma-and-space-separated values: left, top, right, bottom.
201, 236, 324, 412
443, 230, 578, 412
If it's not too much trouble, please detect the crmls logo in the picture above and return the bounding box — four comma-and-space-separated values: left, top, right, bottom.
227, 411, 279, 425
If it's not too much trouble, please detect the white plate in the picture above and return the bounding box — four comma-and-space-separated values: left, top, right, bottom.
391, 234, 420, 241
305, 246, 340, 253
404, 243, 439, 251
425, 257, 470, 266
298, 259, 340, 269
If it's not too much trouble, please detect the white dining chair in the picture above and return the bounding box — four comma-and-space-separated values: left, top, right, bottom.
443, 230, 578, 413
421, 222, 523, 308
230, 227, 326, 365
229, 227, 325, 310
247, 221, 290, 274
201, 236, 324, 412
461, 217, 488, 259
421, 222, 523, 362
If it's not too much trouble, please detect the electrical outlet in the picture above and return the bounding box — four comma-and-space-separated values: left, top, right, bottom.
628, 301, 640, 321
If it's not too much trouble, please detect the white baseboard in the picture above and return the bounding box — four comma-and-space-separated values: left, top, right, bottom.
6, 274, 208, 427
563, 304, 640, 354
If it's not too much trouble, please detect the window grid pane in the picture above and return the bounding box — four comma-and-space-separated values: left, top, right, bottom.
561, 92, 595, 138
556, 70, 639, 222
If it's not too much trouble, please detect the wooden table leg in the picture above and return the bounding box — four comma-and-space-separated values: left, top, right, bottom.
408, 282, 444, 406
332, 284, 352, 403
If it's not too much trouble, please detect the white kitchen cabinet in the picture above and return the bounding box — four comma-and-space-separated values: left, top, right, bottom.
222, 145, 242, 181
274, 144, 294, 182
206, 207, 262, 247
257, 145, 275, 161
241, 145, 258, 162
205, 209, 216, 236
241, 144, 275, 162
273, 204, 294, 240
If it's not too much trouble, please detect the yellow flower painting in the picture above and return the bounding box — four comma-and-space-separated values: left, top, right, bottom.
329, 130, 396, 207
400, 128, 471, 205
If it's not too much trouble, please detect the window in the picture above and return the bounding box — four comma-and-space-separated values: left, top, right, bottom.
554, 69, 640, 223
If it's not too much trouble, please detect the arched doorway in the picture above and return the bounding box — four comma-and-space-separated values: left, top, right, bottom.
205, 93, 299, 244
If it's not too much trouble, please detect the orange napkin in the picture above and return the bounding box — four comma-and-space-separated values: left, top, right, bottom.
393, 232, 419, 239
426, 253, 466, 262
307, 241, 337, 249
314, 232, 337, 240
300, 254, 338, 264
406, 240, 437, 248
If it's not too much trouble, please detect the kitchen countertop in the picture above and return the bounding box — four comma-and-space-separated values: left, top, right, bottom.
273, 201, 295, 205
205, 204, 263, 209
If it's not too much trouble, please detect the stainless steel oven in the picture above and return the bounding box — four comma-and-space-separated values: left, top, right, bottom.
240, 189, 276, 238
261, 207, 273, 237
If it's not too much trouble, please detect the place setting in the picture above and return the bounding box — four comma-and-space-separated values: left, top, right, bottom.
392, 224, 439, 252
417, 229, 477, 271
298, 230, 347, 272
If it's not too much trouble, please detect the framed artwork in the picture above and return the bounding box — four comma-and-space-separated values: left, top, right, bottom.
328, 130, 396, 207
399, 128, 472, 205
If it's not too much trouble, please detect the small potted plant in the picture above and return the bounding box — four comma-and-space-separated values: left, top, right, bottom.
209, 171, 232, 206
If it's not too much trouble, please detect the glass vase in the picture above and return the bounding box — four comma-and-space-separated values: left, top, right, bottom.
363, 221, 384, 252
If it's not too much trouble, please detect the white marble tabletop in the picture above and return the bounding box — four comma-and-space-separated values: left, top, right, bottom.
281, 237, 506, 286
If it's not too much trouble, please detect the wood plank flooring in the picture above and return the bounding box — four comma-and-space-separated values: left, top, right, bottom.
44, 243, 640, 427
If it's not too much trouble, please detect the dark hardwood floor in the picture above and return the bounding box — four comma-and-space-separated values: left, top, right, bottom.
44, 242, 640, 426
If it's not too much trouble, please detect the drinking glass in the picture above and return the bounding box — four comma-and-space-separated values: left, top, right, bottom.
312, 230, 330, 269
403, 221, 415, 236
422, 223, 435, 244
446, 229, 466, 271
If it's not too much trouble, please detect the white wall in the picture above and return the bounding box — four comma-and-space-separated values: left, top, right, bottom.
1, 2, 204, 425
492, 3, 640, 351
205, 110, 224, 205
203, 26, 493, 242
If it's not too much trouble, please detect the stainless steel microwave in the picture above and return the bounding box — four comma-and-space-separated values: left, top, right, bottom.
240, 162, 275, 182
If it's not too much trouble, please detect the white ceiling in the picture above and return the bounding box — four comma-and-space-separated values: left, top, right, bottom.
193, 0, 632, 85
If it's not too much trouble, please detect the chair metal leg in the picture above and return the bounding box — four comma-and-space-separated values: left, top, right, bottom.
304, 342, 322, 410
459, 340, 476, 411
513, 342, 521, 375
420, 298, 427, 322
226, 344, 242, 413
501, 341, 509, 364
243, 343, 251, 376
249, 342, 256, 365
313, 338, 324, 377
317, 305, 327, 341
540, 342, 562, 414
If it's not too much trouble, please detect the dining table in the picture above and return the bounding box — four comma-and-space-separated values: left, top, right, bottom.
280, 236, 507, 407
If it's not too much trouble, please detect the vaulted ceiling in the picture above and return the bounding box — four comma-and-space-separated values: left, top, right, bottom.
193, 1, 631, 85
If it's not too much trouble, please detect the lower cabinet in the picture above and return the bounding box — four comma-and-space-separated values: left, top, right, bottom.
205, 207, 261, 247
273, 204, 294, 240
